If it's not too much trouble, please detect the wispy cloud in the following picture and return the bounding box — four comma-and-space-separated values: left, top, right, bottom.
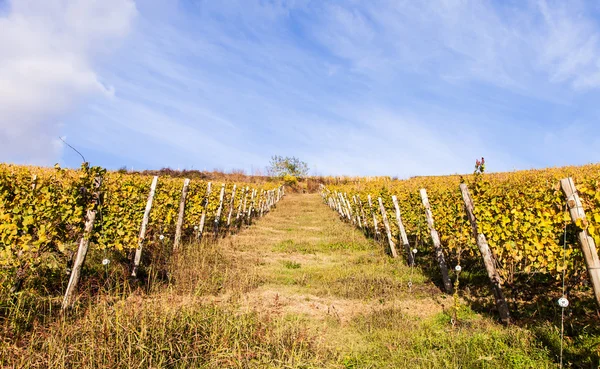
0, 0, 136, 164
3, 0, 600, 176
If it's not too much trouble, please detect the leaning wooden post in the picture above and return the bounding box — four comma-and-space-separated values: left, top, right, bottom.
173, 178, 190, 251
132, 176, 159, 277
561, 177, 600, 307
353, 195, 363, 229
259, 190, 265, 217
247, 189, 256, 224
420, 189, 453, 294
345, 193, 356, 226
460, 184, 510, 323
62, 175, 103, 310
378, 197, 398, 258
368, 194, 380, 239
242, 186, 249, 216
226, 184, 237, 228
342, 193, 351, 221
392, 195, 415, 266
337, 192, 344, 217
357, 196, 367, 230
334, 192, 344, 217
236, 187, 247, 227
213, 183, 226, 235
198, 182, 212, 239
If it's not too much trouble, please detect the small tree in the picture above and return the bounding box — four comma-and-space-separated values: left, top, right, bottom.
267, 156, 309, 178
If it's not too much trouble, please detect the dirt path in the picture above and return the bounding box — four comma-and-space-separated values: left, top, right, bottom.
222, 193, 445, 323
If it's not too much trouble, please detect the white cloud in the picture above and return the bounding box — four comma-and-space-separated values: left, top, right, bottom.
0, 0, 136, 164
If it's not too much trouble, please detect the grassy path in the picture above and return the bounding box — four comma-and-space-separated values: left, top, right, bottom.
225, 193, 441, 323
201, 193, 557, 368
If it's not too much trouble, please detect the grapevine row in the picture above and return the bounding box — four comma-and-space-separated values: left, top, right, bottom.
0, 163, 284, 306
320, 164, 600, 318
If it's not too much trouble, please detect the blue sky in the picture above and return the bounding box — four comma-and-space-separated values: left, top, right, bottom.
1, 0, 600, 177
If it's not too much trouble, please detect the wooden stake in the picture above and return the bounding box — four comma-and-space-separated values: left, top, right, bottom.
368, 194, 380, 239
392, 195, 415, 266
62, 175, 102, 310
132, 176, 158, 277
242, 186, 249, 215
198, 182, 212, 239
420, 188, 453, 294
460, 183, 510, 323
335, 192, 344, 217
353, 195, 363, 228
173, 178, 190, 250
247, 189, 256, 224
357, 195, 367, 231
561, 177, 600, 307
378, 197, 398, 258
226, 184, 237, 227
213, 183, 225, 235
344, 193, 355, 225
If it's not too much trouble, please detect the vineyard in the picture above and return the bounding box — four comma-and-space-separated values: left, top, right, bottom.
1, 162, 600, 368
0, 163, 284, 310
321, 164, 600, 324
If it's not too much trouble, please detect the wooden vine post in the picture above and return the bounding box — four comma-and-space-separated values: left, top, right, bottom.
392, 195, 415, 266
335, 192, 344, 218
368, 194, 380, 239
353, 195, 363, 228
226, 184, 237, 228
420, 189, 453, 294
459, 183, 510, 323
198, 182, 212, 239
132, 176, 158, 278
336, 192, 345, 220
214, 183, 226, 235
242, 187, 249, 218
173, 178, 190, 251
236, 187, 247, 227
344, 193, 355, 225
560, 177, 600, 307
62, 175, 103, 310
378, 197, 398, 258
247, 189, 256, 224
357, 196, 368, 230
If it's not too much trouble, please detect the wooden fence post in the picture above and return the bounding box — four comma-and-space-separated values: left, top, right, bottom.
460, 183, 510, 323
420, 188, 453, 294
561, 177, 600, 307
132, 176, 158, 277
173, 178, 190, 251
378, 197, 398, 258
226, 184, 237, 228
214, 183, 226, 235
198, 182, 212, 239
392, 195, 415, 266
62, 175, 103, 310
